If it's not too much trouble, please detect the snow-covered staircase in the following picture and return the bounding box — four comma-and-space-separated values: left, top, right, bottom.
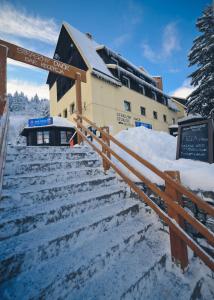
0, 145, 213, 300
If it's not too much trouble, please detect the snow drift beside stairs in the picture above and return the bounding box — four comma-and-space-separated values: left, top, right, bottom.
112, 126, 214, 192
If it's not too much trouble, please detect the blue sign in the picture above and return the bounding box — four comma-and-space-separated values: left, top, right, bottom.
135, 121, 152, 129
28, 117, 53, 127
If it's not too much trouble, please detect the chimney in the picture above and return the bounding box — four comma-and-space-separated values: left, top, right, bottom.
85, 32, 93, 39
152, 76, 163, 90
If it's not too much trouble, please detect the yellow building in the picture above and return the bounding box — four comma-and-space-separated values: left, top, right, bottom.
47, 22, 185, 135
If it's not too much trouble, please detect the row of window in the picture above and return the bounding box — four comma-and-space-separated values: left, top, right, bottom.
124, 100, 175, 124
121, 76, 167, 104
37, 131, 71, 145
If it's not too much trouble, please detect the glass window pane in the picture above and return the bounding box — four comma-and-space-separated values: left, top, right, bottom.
37, 131, 43, 144
43, 131, 50, 144
60, 131, 67, 144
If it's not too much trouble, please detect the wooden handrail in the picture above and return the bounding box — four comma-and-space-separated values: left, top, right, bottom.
75, 118, 214, 247
74, 125, 214, 271
0, 101, 9, 196
77, 114, 214, 217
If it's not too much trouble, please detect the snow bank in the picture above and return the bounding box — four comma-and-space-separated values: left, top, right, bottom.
8, 115, 29, 145
112, 126, 214, 192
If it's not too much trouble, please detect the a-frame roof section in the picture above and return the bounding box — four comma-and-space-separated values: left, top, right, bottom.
63, 22, 120, 85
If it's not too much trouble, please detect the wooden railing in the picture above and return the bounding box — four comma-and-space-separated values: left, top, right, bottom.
74, 114, 214, 272
0, 100, 9, 196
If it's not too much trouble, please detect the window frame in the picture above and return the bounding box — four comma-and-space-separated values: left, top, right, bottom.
139, 84, 145, 95
124, 100, 131, 112
70, 103, 75, 115
153, 111, 158, 119
151, 91, 157, 101
140, 106, 146, 116
122, 76, 130, 88
63, 108, 68, 118
37, 130, 50, 145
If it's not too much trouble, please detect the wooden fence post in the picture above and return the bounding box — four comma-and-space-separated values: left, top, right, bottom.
0, 45, 8, 116
75, 72, 83, 144
165, 170, 189, 271
101, 126, 111, 172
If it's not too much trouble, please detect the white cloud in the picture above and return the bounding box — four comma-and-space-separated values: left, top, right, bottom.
112, 34, 131, 48
171, 80, 194, 98
7, 79, 49, 99
141, 22, 180, 62
0, 3, 58, 44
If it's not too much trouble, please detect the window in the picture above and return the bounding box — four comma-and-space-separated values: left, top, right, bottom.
37, 131, 50, 145
153, 111, 158, 119
58, 113, 61, 117
163, 114, 167, 122
127, 67, 133, 73
111, 57, 118, 65
124, 100, 131, 112
139, 84, 145, 95
70, 103, 75, 114
162, 96, 168, 106
122, 76, 130, 88
63, 109, 68, 118
60, 131, 72, 145
140, 106, 146, 116
172, 118, 175, 125
151, 91, 157, 101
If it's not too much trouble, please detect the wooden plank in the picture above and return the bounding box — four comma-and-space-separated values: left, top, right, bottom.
165, 171, 188, 271
0, 39, 87, 83
75, 73, 83, 144
75, 118, 214, 247
0, 44, 8, 114
74, 125, 214, 271
78, 114, 214, 217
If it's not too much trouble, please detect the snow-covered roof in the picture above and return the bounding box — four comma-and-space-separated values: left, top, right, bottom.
168, 99, 179, 112
24, 117, 76, 129
97, 45, 155, 83
178, 114, 203, 124
63, 22, 120, 85
107, 64, 170, 96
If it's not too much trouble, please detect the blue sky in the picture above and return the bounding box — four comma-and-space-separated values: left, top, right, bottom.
0, 0, 211, 99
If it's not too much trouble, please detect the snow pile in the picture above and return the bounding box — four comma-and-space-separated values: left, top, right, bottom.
112, 126, 214, 192
8, 115, 29, 145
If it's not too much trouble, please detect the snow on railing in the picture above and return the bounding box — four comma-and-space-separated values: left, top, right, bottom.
74, 113, 214, 272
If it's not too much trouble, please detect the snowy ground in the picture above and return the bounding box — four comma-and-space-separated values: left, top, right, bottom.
111, 126, 214, 192
8, 115, 214, 192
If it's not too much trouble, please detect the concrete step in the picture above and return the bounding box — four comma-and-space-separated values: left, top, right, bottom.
0, 175, 119, 211
62, 219, 169, 300
4, 158, 101, 176
0, 200, 139, 286
6, 215, 154, 300
7, 145, 90, 155
6, 150, 97, 163
0, 186, 125, 241
2, 167, 104, 190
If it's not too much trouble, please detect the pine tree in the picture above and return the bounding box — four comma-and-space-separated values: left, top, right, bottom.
187, 5, 214, 117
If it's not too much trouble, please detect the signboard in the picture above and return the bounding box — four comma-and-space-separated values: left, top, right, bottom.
28, 117, 53, 127
176, 119, 214, 163
135, 121, 152, 129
